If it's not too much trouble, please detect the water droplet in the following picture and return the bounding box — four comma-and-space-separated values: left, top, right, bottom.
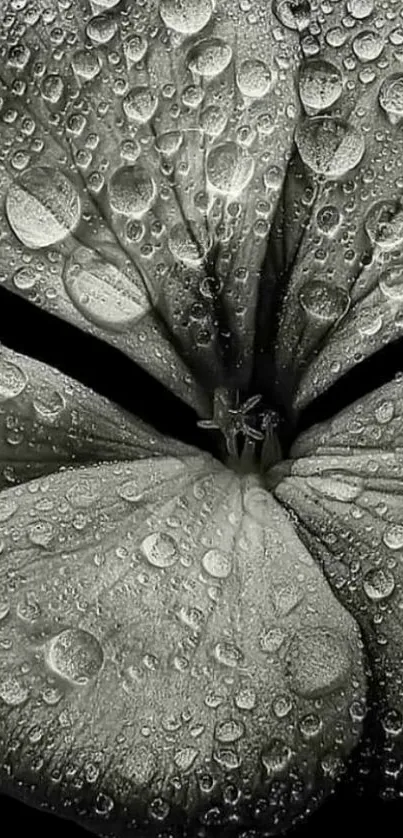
298, 712, 322, 738
124, 34, 148, 63
123, 87, 158, 123
86, 15, 117, 44
140, 532, 178, 568
261, 738, 293, 775
365, 200, 403, 250
374, 400, 395, 424
64, 247, 149, 331
66, 478, 100, 508
28, 520, 54, 548
316, 204, 341, 235
168, 223, 209, 267
299, 280, 349, 323
286, 628, 350, 698
95, 792, 114, 816
108, 165, 155, 217
214, 641, 244, 667
235, 683, 256, 710
352, 30, 384, 62
0, 358, 27, 401
363, 568, 395, 601
33, 386, 66, 421
295, 117, 365, 178
46, 628, 104, 685
41, 73, 64, 103
272, 693, 293, 718
379, 267, 403, 300
13, 265, 38, 291
72, 49, 101, 80
379, 74, 403, 124
214, 719, 245, 743
206, 142, 254, 195
260, 625, 286, 653
173, 747, 199, 771
299, 60, 342, 113
381, 709, 403, 737
346, 0, 374, 20
188, 38, 232, 78
6, 167, 81, 249
237, 59, 272, 99
383, 524, 403, 550
159, 0, 213, 34
201, 548, 232, 579
0, 676, 29, 707
0, 496, 18, 521
273, 0, 311, 31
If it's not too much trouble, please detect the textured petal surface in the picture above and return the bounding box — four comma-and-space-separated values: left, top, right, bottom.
0, 342, 196, 488
272, 375, 403, 791
0, 0, 303, 408
254, 0, 403, 412
0, 460, 365, 835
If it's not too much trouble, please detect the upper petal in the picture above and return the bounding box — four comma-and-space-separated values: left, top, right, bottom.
0, 0, 303, 406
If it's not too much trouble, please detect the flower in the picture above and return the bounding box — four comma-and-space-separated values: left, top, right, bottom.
0, 0, 403, 835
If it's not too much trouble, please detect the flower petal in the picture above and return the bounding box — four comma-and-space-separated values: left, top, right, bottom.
272, 375, 403, 789
0, 0, 303, 401
255, 2, 403, 411
0, 462, 364, 834
0, 342, 195, 488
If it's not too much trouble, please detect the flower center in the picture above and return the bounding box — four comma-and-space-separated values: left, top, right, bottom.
197, 388, 282, 474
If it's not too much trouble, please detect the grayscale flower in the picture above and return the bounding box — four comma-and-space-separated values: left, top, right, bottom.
0, 0, 402, 835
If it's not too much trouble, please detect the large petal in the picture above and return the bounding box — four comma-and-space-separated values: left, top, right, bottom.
0, 460, 365, 835
0, 0, 303, 405
254, 1, 403, 412
0, 342, 196, 488
272, 375, 403, 791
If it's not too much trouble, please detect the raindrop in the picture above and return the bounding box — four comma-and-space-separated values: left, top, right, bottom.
214, 719, 245, 743
0, 358, 27, 401
286, 628, 349, 698
64, 247, 149, 331
379, 74, 403, 125
6, 167, 81, 249
202, 548, 232, 579
347, 0, 374, 19
0, 676, 29, 707
379, 266, 403, 300
272, 693, 293, 719
86, 15, 117, 44
46, 628, 104, 685
33, 386, 66, 420
383, 524, 403, 550
261, 739, 293, 775
363, 568, 395, 601
206, 142, 254, 195
41, 73, 64, 103
299, 713, 322, 738
365, 200, 403, 250
272, 0, 311, 31
140, 532, 178, 568
236, 59, 272, 99
13, 265, 38, 291
214, 641, 244, 667
159, 0, 213, 34
299, 280, 349, 323
108, 165, 156, 217
299, 60, 342, 112
173, 747, 199, 771
124, 35, 148, 63
316, 204, 341, 235
188, 38, 232, 78
295, 117, 365, 178
72, 49, 101, 80
352, 30, 384, 62
123, 87, 158, 123
168, 223, 209, 267
28, 520, 54, 548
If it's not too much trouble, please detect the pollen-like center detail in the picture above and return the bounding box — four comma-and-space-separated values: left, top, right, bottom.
198, 387, 282, 472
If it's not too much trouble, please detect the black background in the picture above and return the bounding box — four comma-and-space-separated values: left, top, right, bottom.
1, 287, 403, 836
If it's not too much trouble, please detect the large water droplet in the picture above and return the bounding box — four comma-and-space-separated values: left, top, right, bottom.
123, 87, 158, 123
352, 30, 384, 62
299, 280, 349, 323
347, 0, 374, 19
383, 524, 403, 550
0, 676, 29, 707
6, 167, 81, 248
365, 200, 403, 251
379, 73, 403, 125
188, 38, 232, 78
46, 628, 104, 685
273, 0, 311, 31
295, 117, 365, 178
202, 548, 232, 579
286, 628, 350, 698
159, 0, 213, 34
0, 358, 27, 401
140, 532, 178, 568
33, 386, 66, 421
363, 568, 395, 601
236, 59, 272, 99
206, 142, 254, 195
108, 165, 155, 217
379, 266, 403, 300
72, 49, 101, 80
41, 73, 64, 103
86, 15, 117, 44
299, 60, 342, 113
168, 223, 209, 267
64, 247, 149, 331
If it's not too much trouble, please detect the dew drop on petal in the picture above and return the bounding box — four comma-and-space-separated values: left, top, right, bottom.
214, 719, 245, 743
295, 117, 365, 178
0, 676, 29, 707
46, 628, 103, 685
347, 0, 374, 19
0, 358, 27, 401
188, 38, 232, 78
168, 223, 209, 267
383, 524, 403, 550
63, 247, 149, 331
236, 59, 272, 99
299, 280, 349, 323
6, 167, 81, 249
379, 74, 403, 124
364, 200, 403, 250
123, 87, 158, 123
299, 60, 342, 112
261, 739, 293, 775
352, 30, 384, 62
202, 548, 232, 579
286, 628, 350, 698
272, 0, 311, 31
173, 747, 199, 771
363, 568, 395, 602
159, 0, 213, 34
140, 532, 178, 568
108, 165, 156, 217
206, 142, 254, 195
28, 520, 54, 548
379, 266, 403, 300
